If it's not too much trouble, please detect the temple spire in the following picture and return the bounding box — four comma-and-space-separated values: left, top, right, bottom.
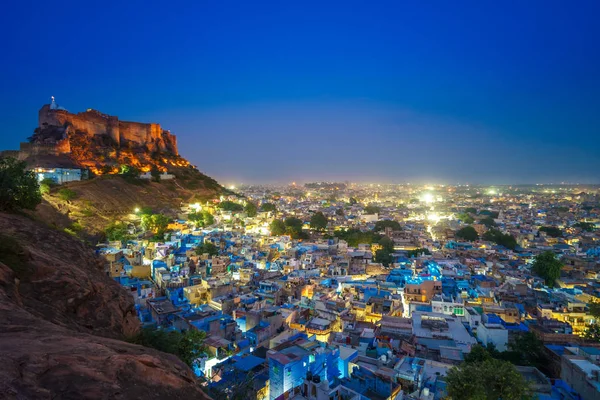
50, 96, 57, 110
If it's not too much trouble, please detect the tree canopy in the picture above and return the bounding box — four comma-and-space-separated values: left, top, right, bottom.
455, 226, 479, 241
479, 216, 497, 228
260, 202, 277, 212
141, 213, 171, 237
244, 201, 258, 217
539, 226, 563, 238
195, 241, 218, 257
188, 211, 214, 227
310, 211, 328, 231
584, 324, 600, 342
129, 327, 207, 368
374, 220, 401, 232
457, 213, 475, 224
0, 157, 42, 211
406, 248, 432, 258
446, 358, 531, 400
364, 204, 381, 214
284, 217, 307, 239
531, 251, 562, 286
219, 200, 244, 212
269, 219, 286, 236
574, 221, 596, 232
334, 228, 382, 247
482, 229, 517, 250
105, 221, 132, 242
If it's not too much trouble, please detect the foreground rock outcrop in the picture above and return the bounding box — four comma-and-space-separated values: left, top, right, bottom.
0, 213, 210, 399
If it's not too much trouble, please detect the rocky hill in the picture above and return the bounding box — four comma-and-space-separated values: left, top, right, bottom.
36, 168, 224, 239
0, 212, 211, 399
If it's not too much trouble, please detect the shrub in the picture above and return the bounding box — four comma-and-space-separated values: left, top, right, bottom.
58, 188, 77, 201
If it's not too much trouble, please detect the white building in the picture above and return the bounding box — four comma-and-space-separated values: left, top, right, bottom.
477, 322, 508, 352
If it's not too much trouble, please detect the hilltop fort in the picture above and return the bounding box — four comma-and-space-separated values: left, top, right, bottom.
11, 97, 187, 175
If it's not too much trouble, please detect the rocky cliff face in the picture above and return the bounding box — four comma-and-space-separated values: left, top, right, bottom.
0, 213, 210, 399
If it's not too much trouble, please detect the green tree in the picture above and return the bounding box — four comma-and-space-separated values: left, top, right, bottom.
196, 241, 219, 257
349, 197, 358, 205
334, 228, 382, 247
335, 208, 344, 216
202, 211, 215, 226
260, 202, 277, 212
244, 201, 258, 217
584, 324, 600, 342
406, 248, 432, 257
378, 236, 395, 252
141, 213, 171, 236
0, 157, 42, 211
39, 177, 56, 195
375, 249, 393, 267
574, 222, 596, 232
588, 302, 600, 319
105, 221, 132, 242
310, 211, 328, 231
364, 204, 381, 214
119, 164, 140, 177
129, 327, 206, 368
531, 251, 562, 286
270, 219, 287, 236
482, 229, 517, 250
446, 358, 531, 400
456, 226, 479, 241
374, 220, 401, 232
219, 200, 244, 212
539, 226, 563, 238
457, 213, 475, 224
150, 166, 161, 182
284, 217, 304, 238
479, 216, 497, 228
464, 207, 477, 214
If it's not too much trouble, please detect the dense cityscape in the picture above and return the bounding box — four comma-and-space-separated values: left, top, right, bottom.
92, 180, 600, 399
2, 2, 599, 400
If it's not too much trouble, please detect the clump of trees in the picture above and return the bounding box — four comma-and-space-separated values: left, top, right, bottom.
141, 213, 171, 238
457, 212, 475, 224
455, 226, 479, 241
188, 211, 215, 227
334, 228, 382, 247
479, 216, 497, 228
483, 229, 517, 250
531, 251, 563, 286
406, 248, 431, 257
218, 201, 244, 212
574, 221, 596, 232
374, 220, 401, 232
104, 221, 132, 242
244, 202, 258, 217
0, 157, 42, 211
195, 241, 219, 257
269, 217, 308, 239
260, 203, 277, 212
374, 236, 395, 267
539, 226, 563, 238
128, 327, 207, 368
310, 211, 328, 231
446, 357, 531, 400
364, 204, 381, 214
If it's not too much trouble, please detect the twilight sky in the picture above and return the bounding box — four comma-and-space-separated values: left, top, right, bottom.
1, 0, 599, 184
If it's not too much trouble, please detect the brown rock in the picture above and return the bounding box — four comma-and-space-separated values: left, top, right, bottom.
0, 213, 210, 399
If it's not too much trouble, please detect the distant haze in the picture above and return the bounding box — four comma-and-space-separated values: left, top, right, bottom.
1, 1, 599, 184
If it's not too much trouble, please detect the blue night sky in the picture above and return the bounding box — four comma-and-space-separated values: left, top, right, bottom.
1, 0, 599, 184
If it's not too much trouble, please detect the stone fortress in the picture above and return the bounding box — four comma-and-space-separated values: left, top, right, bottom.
35, 97, 178, 155
2, 97, 185, 175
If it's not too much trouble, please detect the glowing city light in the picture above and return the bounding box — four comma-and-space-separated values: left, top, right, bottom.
421, 193, 434, 204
